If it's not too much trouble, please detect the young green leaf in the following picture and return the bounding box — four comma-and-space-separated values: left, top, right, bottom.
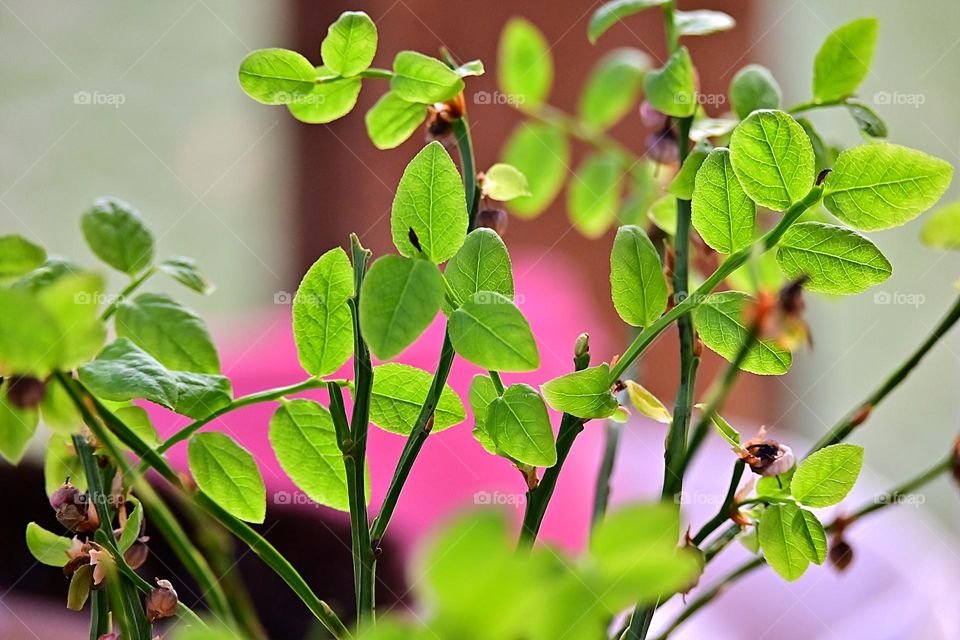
391, 51, 464, 103
568, 151, 622, 238
578, 48, 649, 130
758, 503, 811, 581
647, 194, 678, 235
44, 435, 85, 495
791, 443, 864, 508
78, 338, 232, 419
449, 292, 539, 372
729, 64, 782, 120
587, 0, 669, 43
812, 18, 878, 103
481, 163, 531, 201
288, 70, 362, 124
845, 100, 887, 139
292, 247, 354, 376
365, 91, 428, 150
668, 144, 709, 200
625, 381, 671, 424
159, 256, 214, 294
729, 110, 815, 211
0, 235, 45, 278
238, 48, 317, 105
610, 225, 668, 327
691, 148, 756, 254
695, 291, 792, 375
673, 9, 735, 36
497, 18, 553, 109
757, 467, 794, 499
25, 522, 71, 566
392, 141, 469, 264
369, 363, 465, 435
0, 289, 61, 376
116, 293, 220, 374
269, 399, 357, 512
542, 364, 618, 419
500, 122, 570, 218
708, 411, 740, 448
189, 432, 266, 523
822, 143, 953, 231
117, 498, 143, 552
792, 508, 828, 565
444, 228, 514, 308
455, 60, 485, 78
798, 118, 836, 173
775, 222, 891, 294
80, 197, 155, 274
320, 11, 377, 78
469, 374, 500, 455
486, 383, 555, 466
643, 47, 696, 118
35, 272, 107, 369
358, 255, 444, 360
0, 382, 38, 464
921, 201, 960, 250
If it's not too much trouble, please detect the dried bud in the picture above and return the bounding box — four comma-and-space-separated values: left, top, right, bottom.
50, 482, 81, 511
645, 129, 679, 165
124, 538, 150, 571
739, 430, 795, 478
829, 537, 854, 572
639, 101, 668, 130
952, 436, 960, 488
6, 376, 46, 409
145, 579, 179, 622
475, 208, 508, 236
56, 492, 100, 533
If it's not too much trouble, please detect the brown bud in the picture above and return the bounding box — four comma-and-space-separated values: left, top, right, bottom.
951, 436, 960, 488
56, 493, 100, 533
145, 579, 178, 622
829, 538, 854, 572
645, 129, 679, 165
639, 101, 668, 130
124, 538, 150, 571
475, 208, 508, 236
50, 482, 81, 511
849, 404, 873, 429
6, 376, 46, 409
739, 432, 795, 478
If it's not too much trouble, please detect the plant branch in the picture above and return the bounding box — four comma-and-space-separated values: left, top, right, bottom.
100, 267, 156, 320
591, 421, 622, 531
692, 460, 745, 546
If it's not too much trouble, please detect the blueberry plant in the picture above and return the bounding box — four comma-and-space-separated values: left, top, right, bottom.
3, 3, 960, 640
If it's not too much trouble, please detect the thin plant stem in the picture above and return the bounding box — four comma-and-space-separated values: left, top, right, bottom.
100, 267, 156, 320
692, 460, 745, 546
591, 421, 622, 531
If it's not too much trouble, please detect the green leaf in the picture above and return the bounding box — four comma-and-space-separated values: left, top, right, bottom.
668, 145, 709, 200
644, 46, 696, 118
358, 256, 444, 360
469, 374, 500, 455
78, 338, 232, 420
392, 141, 469, 264
845, 100, 887, 139
117, 497, 143, 552
791, 443, 863, 508
497, 18, 552, 109
647, 194, 677, 235
707, 411, 740, 448
116, 293, 220, 374
481, 163, 531, 201
444, 229, 514, 308
757, 467, 794, 499
921, 201, 960, 250
486, 384, 555, 466
542, 364, 618, 419
320, 11, 377, 77
369, 363, 465, 435
578, 48, 649, 130
0, 383, 38, 463
81, 197, 155, 274
813, 18, 878, 103
44, 435, 86, 495
159, 256, 213, 294
0, 289, 61, 376
0, 235, 45, 278
238, 48, 316, 105
568, 151, 622, 238
689, 116, 737, 143
26, 522, 71, 567
822, 143, 953, 231
729, 64, 782, 120
454, 60, 485, 78
115, 405, 160, 448
391, 51, 463, 103
449, 292, 539, 372
695, 291, 792, 375
792, 508, 827, 565
293, 248, 354, 376
758, 504, 810, 581
189, 432, 266, 523
588, 0, 669, 43
289, 68, 362, 124
625, 381, 671, 423
798, 118, 836, 174
729, 110, 815, 211
775, 222, 891, 295
610, 225, 668, 327
35, 272, 107, 369
500, 122, 570, 218
269, 399, 357, 512
365, 91, 428, 150
67, 564, 92, 611
674, 10, 735, 36
691, 148, 756, 254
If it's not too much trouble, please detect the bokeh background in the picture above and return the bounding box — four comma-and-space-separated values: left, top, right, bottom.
2, 0, 959, 638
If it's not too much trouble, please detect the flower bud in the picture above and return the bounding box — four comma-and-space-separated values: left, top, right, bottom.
829, 537, 854, 572
951, 436, 960, 488
145, 579, 178, 622
124, 538, 150, 571
645, 130, 679, 165
475, 208, 508, 236
98, 633, 120, 640
639, 101, 668, 130
6, 376, 46, 409
56, 492, 100, 533
50, 482, 81, 511
739, 431, 795, 478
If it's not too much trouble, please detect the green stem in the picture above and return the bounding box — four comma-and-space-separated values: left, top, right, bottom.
691, 460, 745, 546
808, 292, 960, 454
452, 116, 480, 225
525, 103, 640, 171
591, 421, 622, 531
787, 98, 846, 114
101, 267, 156, 320
609, 184, 824, 385
488, 370, 505, 395
317, 68, 393, 83
89, 591, 109, 639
